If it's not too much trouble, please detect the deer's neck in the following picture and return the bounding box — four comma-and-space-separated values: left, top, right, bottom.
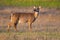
34, 12, 39, 18
32, 12, 39, 22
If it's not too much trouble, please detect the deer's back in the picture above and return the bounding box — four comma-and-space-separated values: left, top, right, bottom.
12, 13, 35, 23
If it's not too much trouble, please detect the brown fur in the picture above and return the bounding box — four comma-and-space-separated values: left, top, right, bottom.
7, 7, 40, 31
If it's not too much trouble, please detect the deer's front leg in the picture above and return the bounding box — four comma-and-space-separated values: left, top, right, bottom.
7, 22, 11, 32
28, 19, 32, 31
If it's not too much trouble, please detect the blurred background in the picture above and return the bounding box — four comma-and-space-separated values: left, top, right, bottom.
0, 0, 60, 40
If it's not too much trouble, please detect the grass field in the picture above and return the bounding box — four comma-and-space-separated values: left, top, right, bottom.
0, 0, 60, 8
0, 0, 60, 40
0, 7, 60, 40
0, 32, 60, 40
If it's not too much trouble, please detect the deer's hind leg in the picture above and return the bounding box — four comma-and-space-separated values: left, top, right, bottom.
13, 22, 18, 31
13, 17, 19, 31
8, 20, 18, 32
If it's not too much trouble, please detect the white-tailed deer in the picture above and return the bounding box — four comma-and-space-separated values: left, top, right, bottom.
7, 6, 41, 31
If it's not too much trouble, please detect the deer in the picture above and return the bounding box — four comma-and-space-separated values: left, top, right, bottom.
7, 6, 41, 31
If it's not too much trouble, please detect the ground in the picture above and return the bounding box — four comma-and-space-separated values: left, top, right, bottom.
0, 7, 60, 40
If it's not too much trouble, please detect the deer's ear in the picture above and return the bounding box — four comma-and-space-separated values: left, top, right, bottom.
34, 6, 36, 9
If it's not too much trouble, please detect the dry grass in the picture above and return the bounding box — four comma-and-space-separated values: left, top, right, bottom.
0, 7, 60, 40
0, 32, 60, 40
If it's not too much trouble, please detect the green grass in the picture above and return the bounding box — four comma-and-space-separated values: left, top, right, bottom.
0, 0, 60, 8
0, 32, 60, 40
0, 32, 60, 38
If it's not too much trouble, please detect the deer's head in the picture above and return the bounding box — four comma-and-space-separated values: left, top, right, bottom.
33, 6, 41, 18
